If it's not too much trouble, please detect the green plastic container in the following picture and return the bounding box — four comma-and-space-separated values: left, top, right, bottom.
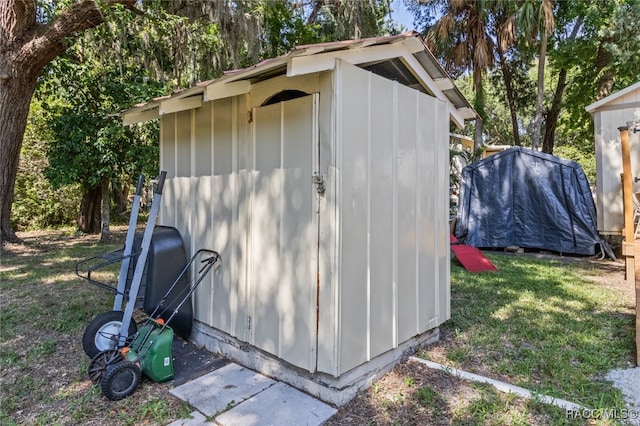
126, 321, 174, 382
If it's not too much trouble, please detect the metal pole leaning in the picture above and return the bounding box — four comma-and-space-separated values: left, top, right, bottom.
113, 175, 144, 311
117, 171, 167, 347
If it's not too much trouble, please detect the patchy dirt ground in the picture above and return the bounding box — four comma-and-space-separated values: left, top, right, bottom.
325, 359, 564, 425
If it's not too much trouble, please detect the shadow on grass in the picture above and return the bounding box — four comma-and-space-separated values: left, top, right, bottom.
434, 253, 635, 409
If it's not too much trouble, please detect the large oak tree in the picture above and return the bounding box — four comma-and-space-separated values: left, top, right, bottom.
0, 0, 135, 244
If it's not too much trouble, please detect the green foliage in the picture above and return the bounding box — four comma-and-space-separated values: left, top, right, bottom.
12, 101, 81, 230
413, 386, 443, 407
18, 0, 395, 231
261, 0, 323, 58
554, 145, 596, 184
549, 0, 640, 151
40, 55, 161, 192
409, 0, 639, 158
262, 0, 395, 64
34, 4, 166, 208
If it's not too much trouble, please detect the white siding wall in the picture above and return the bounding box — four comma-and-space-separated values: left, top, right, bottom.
159, 66, 451, 377
594, 88, 640, 234
316, 61, 450, 376
159, 75, 322, 372
159, 96, 250, 341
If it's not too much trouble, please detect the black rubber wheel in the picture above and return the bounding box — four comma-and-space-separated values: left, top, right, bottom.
100, 361, 141, 401
88, 349, 123, 384
82, 311, 137, 358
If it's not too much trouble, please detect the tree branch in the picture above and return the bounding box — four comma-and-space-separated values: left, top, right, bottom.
306, 0, 324, 26
17, 0, 137, 72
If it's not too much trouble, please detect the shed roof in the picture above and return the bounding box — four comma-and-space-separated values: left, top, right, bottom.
585, 81, 640, 113
122, 31, 477, 128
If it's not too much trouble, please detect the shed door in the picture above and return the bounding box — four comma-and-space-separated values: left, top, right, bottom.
249, 94, 319, 372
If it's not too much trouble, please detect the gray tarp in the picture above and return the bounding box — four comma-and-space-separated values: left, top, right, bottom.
455, 147, 607, 256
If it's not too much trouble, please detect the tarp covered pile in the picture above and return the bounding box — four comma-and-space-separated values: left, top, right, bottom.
455, 147, 611, 257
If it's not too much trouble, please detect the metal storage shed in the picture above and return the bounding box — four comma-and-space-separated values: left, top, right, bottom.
122, 32, 475, 405
586, 82, 640, 235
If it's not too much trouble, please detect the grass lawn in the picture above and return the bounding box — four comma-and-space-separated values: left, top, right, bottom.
0, 228, 192, 425
329, 253, 636, 425
1, 229, 637, 425
441, 253, 636, 404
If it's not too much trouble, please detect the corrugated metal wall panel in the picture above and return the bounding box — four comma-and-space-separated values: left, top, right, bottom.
249, 95, 318, 372
336, 62, 370, 374
192, 176, 214, 326
192, 103, 214, 326
250, 102, 282, 356
332, 61, 450, 376
279, 96, 318, 371
160, 101, 241, 336
594, 112, 608, 232
436, 99, 451, 324
213, 98, 234, 176
194, 102, 212, 177
160, 114, 176, 225
416, 93, 437, 330
161, 114, 176, 178
396, 85, 419, 344
233, 95, 250, 340
160, 179, 177, 228
316, 73, 339, 376
368, 73, 395, 360
158, 67, 451, 378
209, 99, 235, 334
172, 177, 192, 256
176, 111, 191, 177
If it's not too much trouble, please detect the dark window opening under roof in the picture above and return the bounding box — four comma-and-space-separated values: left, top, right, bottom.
262, 90, 310, 106
361, 58, 427, 95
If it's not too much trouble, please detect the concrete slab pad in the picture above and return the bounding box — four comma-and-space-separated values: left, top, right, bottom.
215, 382, 337, 426
166, 411, 214, 426
170, 363, 275, 417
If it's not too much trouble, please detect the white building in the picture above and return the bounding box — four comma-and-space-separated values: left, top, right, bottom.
586, 82, 640, 235
123, 32, 476, 405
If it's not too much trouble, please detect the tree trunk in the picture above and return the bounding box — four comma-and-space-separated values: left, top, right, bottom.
542, 67, 567, 154
542, 17, 582, 155
474, 118, 484, 152
532, 30, 548, 151
595, 41, 613, 100
100, 179, 111, 242
473, 76, 485, 151
78, 186, 102, 234
112, 180, 130, 215
0, 61, 38, 245
497, 46, 520, 146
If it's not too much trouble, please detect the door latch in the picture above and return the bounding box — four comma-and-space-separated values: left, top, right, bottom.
313, 172, 326, 195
